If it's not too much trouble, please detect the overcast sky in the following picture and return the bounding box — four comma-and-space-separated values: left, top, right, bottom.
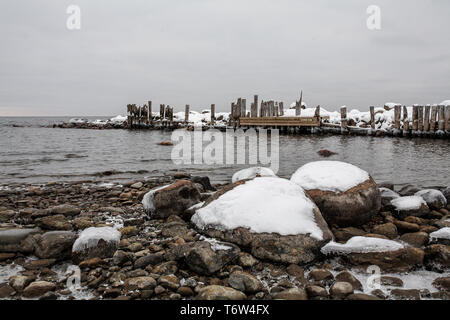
0, 0, 449, 116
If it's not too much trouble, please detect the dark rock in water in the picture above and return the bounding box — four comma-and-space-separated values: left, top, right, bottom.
142, 180, 201, 219
185, 241, 240, 275
378, 182, 394, 190
424, 244, 450, 271
398, 185, 421, 196
134, 253, 165, 269
0, 283, 16, 299
306, 177, 381, 227
0, 228, 40, 254
158, 141, 173, 146
191, 176, 216, 191
317, 149, 338, 157
330, 281, 354, 299
34, 231, 77, 260
343, 247, 424, 272
36, 215, 72, 231
22, 281, 56, 298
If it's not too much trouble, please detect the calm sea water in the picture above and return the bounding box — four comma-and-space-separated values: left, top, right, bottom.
0, 117, 449, 188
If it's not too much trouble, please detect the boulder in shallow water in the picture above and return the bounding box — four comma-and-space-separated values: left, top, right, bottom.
197, 285, 246, 300
191, 177, 333, 265
415, 189, 447, 210
34, 231, 77, 260
142, 180, 201, 218
424, 244, 450, 271
72, 227, 121, 263
290, 161, 381, 227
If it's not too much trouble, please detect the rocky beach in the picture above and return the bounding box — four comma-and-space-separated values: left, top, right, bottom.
1, 164, 449, 301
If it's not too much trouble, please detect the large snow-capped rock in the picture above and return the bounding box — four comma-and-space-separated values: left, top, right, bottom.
390, 196, 430, 219
430, 227, 450, 245
290, 161, 381, 227
231, 167, 276, 183
72, 227, 121, 263
414, 189, 447, 210
142, 180, 201, 218
321, 236, 424, 272
191, 177, 333, 265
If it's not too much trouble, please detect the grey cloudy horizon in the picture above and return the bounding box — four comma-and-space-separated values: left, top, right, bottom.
1, 0, 449, 116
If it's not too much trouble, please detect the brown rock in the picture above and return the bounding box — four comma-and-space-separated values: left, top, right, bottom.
23, 281, 56, 298
0, 283, 15, 298
34, 231, 77, 260
333, 227, 366, 242
399, 232, 429, 247
432, 277, 450, 291
424, 244, 450, 271
335, 271, 363, 291
347, 293, 381, 300
391, 289, 420, 300
305, 177, 381, 227
197, 285, 246, 300
273, 288, 307, 300
394, 220, 420, 233
228, 271, 263, 293
372, 223, 398, 239
330, 282, 354, 299
380, 276, 403, 287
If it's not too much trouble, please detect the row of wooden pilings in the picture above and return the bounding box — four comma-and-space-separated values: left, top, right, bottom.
337, 104, 450, 137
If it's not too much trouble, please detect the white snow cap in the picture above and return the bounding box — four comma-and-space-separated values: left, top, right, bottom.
439, 100, 450, 106
110, 115, 127, 123
321, 236, 404, 255
142, 184, 170, 214
191, 177, 324, 240
72, 227, 121, 253
415, 189, 447, 207
290, 161, 370, 193
430, 227, 450, 241
231, 167, 276, 183
391, 196, 427, 211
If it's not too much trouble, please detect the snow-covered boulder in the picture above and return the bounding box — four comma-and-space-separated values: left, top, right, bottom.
142, 180, 201, 218
321, 236, 424, 272
290, 161, 381, 227
72, 227, 121, 263
231, 167, 276, 183
415, 189, 447, 210
191, 177, 333, 265
379, 187, 400, 207
390, 196, 430, 219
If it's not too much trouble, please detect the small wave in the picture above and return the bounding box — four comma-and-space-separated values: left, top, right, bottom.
64, 153, 88, 159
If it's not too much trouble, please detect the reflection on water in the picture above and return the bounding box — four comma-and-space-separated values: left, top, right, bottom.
0, 117, 449, 187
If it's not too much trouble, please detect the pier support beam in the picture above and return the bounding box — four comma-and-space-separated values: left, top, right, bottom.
423, 105, 430, 134
211, 104, 215, 125
394, 105, 401, 136
252, 95, 258, 117
430, 105, 437, 133
340, 107, 348, 133
185, 105, 189, 123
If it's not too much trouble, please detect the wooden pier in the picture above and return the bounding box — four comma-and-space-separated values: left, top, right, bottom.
125, 96, 450, 139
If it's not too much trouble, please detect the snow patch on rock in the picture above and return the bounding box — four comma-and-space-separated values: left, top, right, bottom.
142, 184, 170, 214
321, 236, 404, 255
231, 167, 276, 183
391, 196, 427, 211
192, 177, 324, 240
430, 227, 450, 241
290, 161, 370, 193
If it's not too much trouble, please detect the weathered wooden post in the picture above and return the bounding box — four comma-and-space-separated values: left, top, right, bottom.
445, 105, 450, 132
430, 105, 437, 132
259, 100, 263, 117
340, 106, 348, 132
279, 102, 284, 116
127, 104, 132, 128
412, 105, 419, 134
137, 106, 142, 127
423, 105, 430, 133
160, 104, 165, 120
438, 105, 445, 132
295, 101, 301, 116
211, 104, 215, 124
394, 105, 401, 129
241, 99, 246, 118
252, 95, 258, 117
185, 105, 189, 123
275, 102, 279, 117
402, 106, 409, 134
370, 106, 375, 131
418, 105, 424, 132
148, 101, 152, 125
